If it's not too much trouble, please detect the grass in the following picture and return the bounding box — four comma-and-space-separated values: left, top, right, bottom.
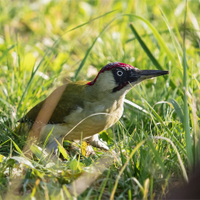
0, 0, 200, 199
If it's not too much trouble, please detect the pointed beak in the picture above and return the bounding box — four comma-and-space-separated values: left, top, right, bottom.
129, 69, 169, 83
139, 69, 169, 79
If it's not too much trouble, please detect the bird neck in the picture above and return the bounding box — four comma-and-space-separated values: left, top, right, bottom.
86, 82, 127, 105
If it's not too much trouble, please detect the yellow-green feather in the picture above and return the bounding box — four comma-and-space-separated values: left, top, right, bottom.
20, 81, 89, 124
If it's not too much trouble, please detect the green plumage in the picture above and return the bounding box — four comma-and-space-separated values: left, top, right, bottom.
19, 81, 89, 124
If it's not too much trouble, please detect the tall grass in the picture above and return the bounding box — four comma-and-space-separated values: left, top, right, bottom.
0, 0, 200, 199
182, 0, 193, 169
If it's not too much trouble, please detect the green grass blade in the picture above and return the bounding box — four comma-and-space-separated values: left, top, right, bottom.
182, 0, 193, 168
144, 132, 165, 175
17, 59, 45, 112
98, 170, 110, 200
129, 23, 176, 90
124, 99, 149, 115
30, 145, 48, 165
55, 138, 69, 160
144, 100, 187, 157
126, 29, 173, 43
73, 17, 116, 80
63, 10, 117, 36
111, 140, 145, 199
132, 177, 144, 193
47, 10, 118, 59
126, 14, 176, 64
43, 127, 54, 149
153, 136, 188, 182
11, 139, 23, 155
10, 156, 34, 169
168, 99, 184, 124
156, 99, 184, 124
158, 7, 183, 67
129, 23, 164, 71
0, 44, 16, 62
63, 185, 73, 200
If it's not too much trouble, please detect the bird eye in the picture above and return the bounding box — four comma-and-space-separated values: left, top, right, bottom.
117, 70, 123, 76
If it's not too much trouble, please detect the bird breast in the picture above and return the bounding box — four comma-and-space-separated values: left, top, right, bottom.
61, 97, 124, 140
39, 95, 125, 142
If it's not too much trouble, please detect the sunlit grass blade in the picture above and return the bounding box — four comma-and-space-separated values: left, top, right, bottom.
30, 145, 48, 165
158, 7, 183, 67
111, 140, 145, 200
182, 0, 193, 168
45, 10, 118, 64
194, 77, 200, 90
126, 14, 176, 64
168, 99, 184, 124
155, 99, 184, 124
0, 154, 5, 162
98, 170, 110, 200
17, 59, 44, 112
73, 17, 116, 80
43, 127, 54, 149
126, 29, 173, 43
0, 44, 16, 62
129, 23, 176, 90
63, 185, 73, 200
55, 138, 69, 160
9, 156, 35, 169
48, 10, 118, 51
11, 139, 23, 155
144, 100, 186, 156
129, 23, 165, 71
124, 98, 149, 115
0, 139, 11, 147
144, 132, 165, 174
153, 136, 188, 182
143, 178, 149, 200
63, 10, 118, 36
132, 177, 144, 193
31, 179, 40, 198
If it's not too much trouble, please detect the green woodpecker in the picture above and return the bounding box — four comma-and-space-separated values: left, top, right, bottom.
19, 62, 169, 153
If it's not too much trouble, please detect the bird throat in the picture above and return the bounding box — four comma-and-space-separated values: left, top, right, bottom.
112, 82, 129, 92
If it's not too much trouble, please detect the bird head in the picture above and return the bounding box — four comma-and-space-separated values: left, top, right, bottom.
87, 62, 169, 96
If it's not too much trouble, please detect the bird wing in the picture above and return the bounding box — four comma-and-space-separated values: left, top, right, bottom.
19, 81, 88, 124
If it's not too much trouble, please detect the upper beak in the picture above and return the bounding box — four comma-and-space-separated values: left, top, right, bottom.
129, 69, 169, 82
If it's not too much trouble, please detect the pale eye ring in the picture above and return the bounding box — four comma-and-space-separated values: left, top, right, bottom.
117, 70, 123, 76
